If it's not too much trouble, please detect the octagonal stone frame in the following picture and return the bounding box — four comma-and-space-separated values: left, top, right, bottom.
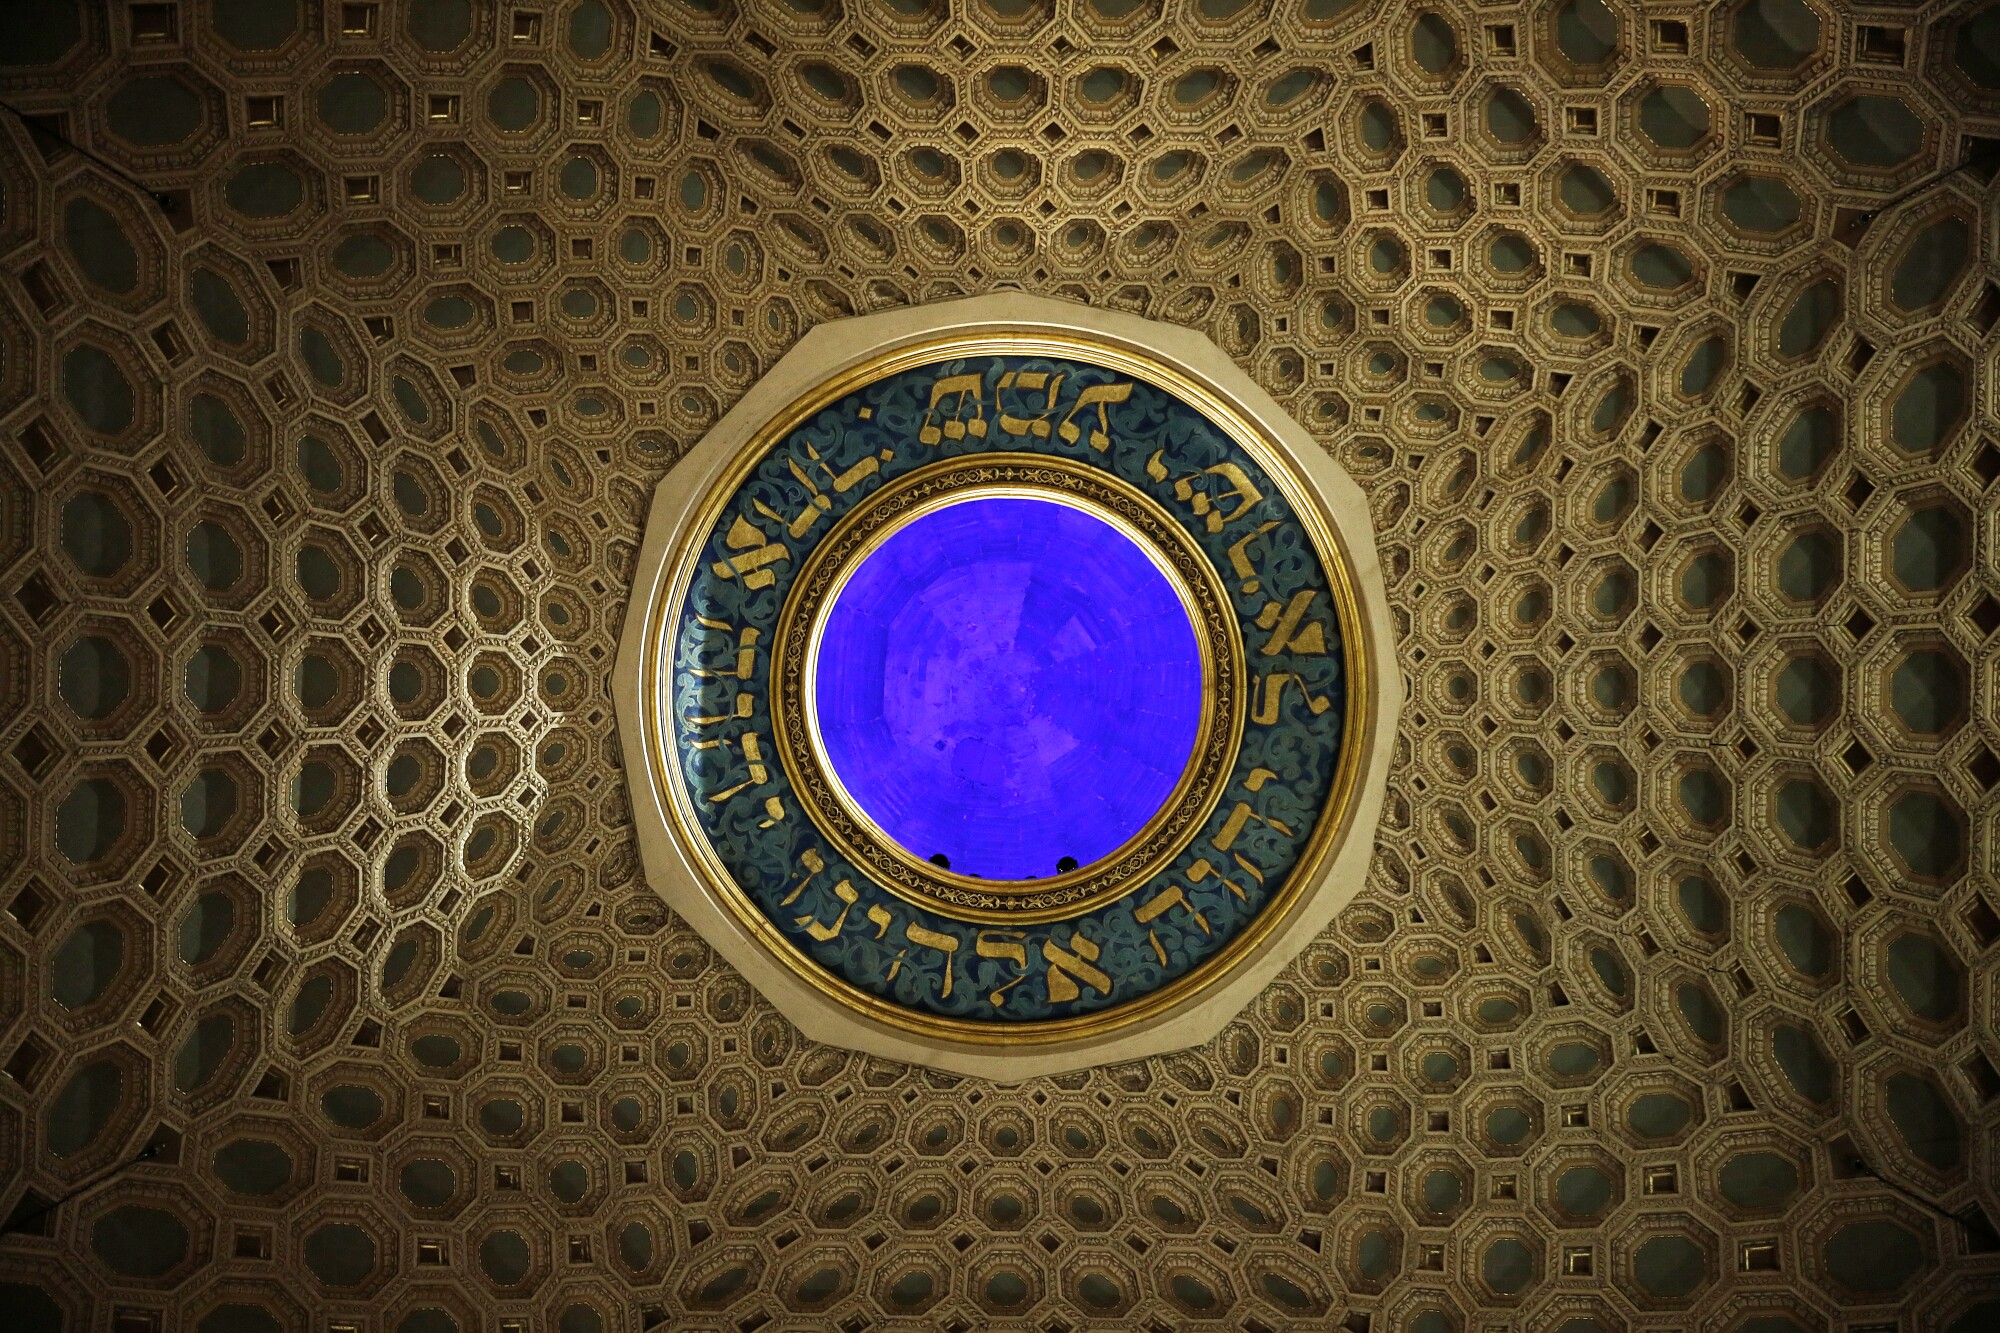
614, 293, 1399, 1078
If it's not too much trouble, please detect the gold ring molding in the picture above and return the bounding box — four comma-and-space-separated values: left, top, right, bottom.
614, 293, 1401, 1078
772, 453, 1245, 925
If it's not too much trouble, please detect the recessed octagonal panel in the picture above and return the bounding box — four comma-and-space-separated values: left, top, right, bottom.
616, 294, 1396, 1075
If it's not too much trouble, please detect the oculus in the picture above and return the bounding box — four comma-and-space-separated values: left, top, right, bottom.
777, 455, 1243, 922
618, 295, 1396, 1074
805, 487, 1212, 887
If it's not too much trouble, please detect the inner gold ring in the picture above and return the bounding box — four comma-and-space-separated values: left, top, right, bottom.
769, 452, 1246, 925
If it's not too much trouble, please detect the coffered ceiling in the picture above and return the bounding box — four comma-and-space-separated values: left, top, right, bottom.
1, 0, 1998, 1329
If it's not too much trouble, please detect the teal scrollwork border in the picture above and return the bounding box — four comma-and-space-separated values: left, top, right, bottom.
667, 351, 1348, 1025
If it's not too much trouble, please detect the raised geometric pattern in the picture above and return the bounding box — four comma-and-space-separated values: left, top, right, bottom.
0, 0, 1996, 1328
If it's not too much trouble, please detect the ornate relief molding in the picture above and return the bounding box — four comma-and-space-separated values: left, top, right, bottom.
616, 293, 1399, 1076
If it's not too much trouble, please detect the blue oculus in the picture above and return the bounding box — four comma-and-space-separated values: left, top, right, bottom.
812, 494, 1205, 882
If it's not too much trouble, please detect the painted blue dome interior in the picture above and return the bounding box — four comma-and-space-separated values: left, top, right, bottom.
812, 495, 1204, 880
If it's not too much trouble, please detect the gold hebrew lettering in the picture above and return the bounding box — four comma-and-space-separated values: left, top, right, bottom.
705, 731, 771, 803
1256, 589, 1328, 657
682, 638, 758, 730
826, 456, 880, 492
688, 626, 760, 682
997, 370, 1066, 438
1214, 802, 1253, 852
1043, 929, 1113, 1003
976, 931, 1029, 966
1135, 884, 1212, 932
1187, 856, 1250, 901
733, 630, 760, 679
866, 904, 893, 939
1214, 800, 1295, 853
758, 796, 787, 828
1056, 382, 1134, 452
1252, 672, 1332, 725
794, 878, 858, 941
918, 374, 988, 444
722, 515, 764, 552
777, 848, 827, 907
976, 930, 1030, 1006
904, 924, 960, 999
779, 456, 833, 539
682, 691, 756, 727
710, 514, 789, 589
1174, 462, 1264, 534
1134, 884, 1213, 966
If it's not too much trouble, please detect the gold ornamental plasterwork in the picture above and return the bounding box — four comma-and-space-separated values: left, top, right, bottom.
13, 2, 1990, 1322
620, 302, 1400, 1070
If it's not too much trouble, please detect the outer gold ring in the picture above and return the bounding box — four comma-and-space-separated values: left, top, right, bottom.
644, 331, 1377, 1044
769, 453, 1245, 925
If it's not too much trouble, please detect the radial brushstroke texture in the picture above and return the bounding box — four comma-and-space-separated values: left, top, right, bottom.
813, 495, 1203, 879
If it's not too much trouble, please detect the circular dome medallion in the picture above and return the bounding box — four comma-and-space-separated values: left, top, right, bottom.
620, 296, 1397, 1074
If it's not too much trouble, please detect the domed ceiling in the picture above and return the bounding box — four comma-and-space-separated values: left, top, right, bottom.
1, 0, 1998, 1328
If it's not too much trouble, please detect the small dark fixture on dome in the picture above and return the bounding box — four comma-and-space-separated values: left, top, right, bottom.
1057, 856, 1079, 873
928, 852, 951, 869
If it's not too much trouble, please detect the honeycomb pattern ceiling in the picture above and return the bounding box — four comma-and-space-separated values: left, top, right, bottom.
2, 0, 1999, 1328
